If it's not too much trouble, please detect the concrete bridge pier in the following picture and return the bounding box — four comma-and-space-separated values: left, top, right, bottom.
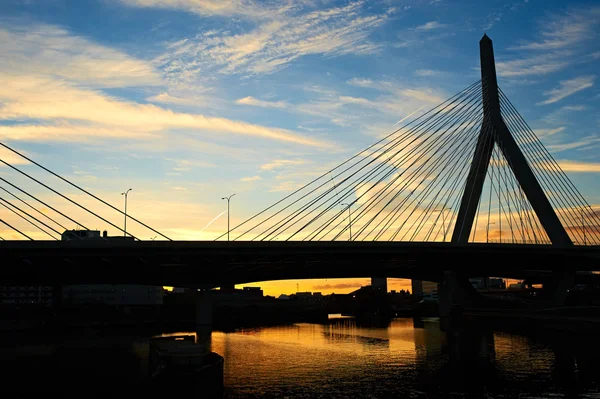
550, 270, 576, 307
438, 271, 481, 332
195, 289, 213, 353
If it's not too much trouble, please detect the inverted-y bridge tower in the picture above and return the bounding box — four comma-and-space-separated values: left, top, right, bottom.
452, 34, 572, 247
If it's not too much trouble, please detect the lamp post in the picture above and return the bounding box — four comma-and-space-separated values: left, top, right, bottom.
486, 221, 496, 243
433, 207, 450, 242
222, 193, 236, 241
341, 202, 352, 240
121, 188, 132, 238
581, 207, 586, 246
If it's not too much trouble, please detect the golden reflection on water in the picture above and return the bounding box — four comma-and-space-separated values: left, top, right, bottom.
152, 318, 600, 398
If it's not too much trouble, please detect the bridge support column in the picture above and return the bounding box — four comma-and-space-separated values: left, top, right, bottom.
438, 271, 481, 332
550, 270, 575, 307
195, 289, 213, 354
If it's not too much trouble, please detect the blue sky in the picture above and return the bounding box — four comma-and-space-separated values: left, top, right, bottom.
0, 0, 598, 294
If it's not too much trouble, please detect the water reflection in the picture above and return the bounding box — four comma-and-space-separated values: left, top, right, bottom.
2, 318, 600, 397
209, 318, 600, 398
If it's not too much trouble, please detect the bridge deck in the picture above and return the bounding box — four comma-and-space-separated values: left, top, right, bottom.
0, 241, 598, 288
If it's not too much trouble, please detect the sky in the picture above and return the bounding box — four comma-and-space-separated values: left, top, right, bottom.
0, 0, 598, 296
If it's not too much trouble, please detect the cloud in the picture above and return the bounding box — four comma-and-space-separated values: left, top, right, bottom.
414, 21, 447, 31
0, 23, 161, 88
0, 146, 31, 167
241, 175, 262, 182
0, 123, 158, 143
155, 2, 388, 77
541, 105, 587, 124
261, 159, 307, 171
311, 281, 369, 290
119, 0, 294, 19
236, 96, 288, 108
147, 92, 207, 106
555, 160, 600, 173
537, 75, 595, 105
164, 157, 215, 171
0, 73, 332, 148
509, 7, 599, 51
546, 135, 600, 153
414, 69, 442, 77
533, 126, 565, 138
496, 52, 571, 77
497, 7, 599, 78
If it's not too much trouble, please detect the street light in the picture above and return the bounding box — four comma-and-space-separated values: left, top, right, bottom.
121, 188, 132, 238
581, 207, 587, 246
341, 202, 352, 240
486, 221, 496, 243
433, 207, 450, 242
222, 193, 236, 241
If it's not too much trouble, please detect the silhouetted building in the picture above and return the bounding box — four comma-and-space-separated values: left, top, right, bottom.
0, 285, 55, 305
470, 277, 506, 290
412, 280, 438, 298
61, 229, 102, 241
371, 277, 387, 292
59, 229, 162, 305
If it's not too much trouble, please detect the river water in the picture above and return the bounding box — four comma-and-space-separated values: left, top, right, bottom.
2, 317, 600, 398
209, 317, 600, 398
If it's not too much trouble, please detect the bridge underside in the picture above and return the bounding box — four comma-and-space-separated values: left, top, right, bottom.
1, 241, 598, 289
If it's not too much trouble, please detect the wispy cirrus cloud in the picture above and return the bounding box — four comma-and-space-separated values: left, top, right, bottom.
497, 6, 599, 78
261, 159, 307, 171
0, 73, 331, 147
164, 157, 215, 171
546, 135, 600, 153
414, 69, 443, 77
241, 175, 262, 182
119, 0, 295, 19
147, 92, 208, 106
414, 21, 447, 31
537, 75, 595, 105
0, 23, 161, 88
555, 160, 600, 173
541, 104, 587, 124
154, 1, 390, 79
533, 126, 565, 138
509, 8, 599, 51
236, 96, 288, 108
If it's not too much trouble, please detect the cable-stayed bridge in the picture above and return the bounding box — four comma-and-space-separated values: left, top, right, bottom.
0, 35, 599, 292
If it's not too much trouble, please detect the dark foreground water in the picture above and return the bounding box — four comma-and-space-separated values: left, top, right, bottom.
2, 317, 600, 398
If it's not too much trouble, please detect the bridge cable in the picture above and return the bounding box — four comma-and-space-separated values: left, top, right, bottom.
219, 81, 482, 241
384, 87, 490, 242
499, 96, 582, 241
0, 158, 140, 241
0, 184, 69, 231
0, 197, 60, 240
419, 115, 486, 242
501, 109, 587, 245
355, 87, 484, 241
394, 99, 487, 241
299, 84, 484, 241
387, 105, 484, 241
0, 142, 171, 241
308, 83, 484, 241
260, 82, 483, 241
500, 90, 600, 244
0, 176, 92, 234
0, 217, 33, 240
257, 81, 483, 241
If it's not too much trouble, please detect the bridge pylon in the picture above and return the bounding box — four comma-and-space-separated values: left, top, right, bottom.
451, 34, 573, 247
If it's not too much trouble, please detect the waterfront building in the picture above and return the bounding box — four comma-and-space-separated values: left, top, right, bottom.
59, 229, 164, 306
0, 285, 55, 305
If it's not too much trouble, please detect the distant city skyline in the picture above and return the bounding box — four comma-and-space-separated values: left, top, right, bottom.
0, 0, 598, 296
